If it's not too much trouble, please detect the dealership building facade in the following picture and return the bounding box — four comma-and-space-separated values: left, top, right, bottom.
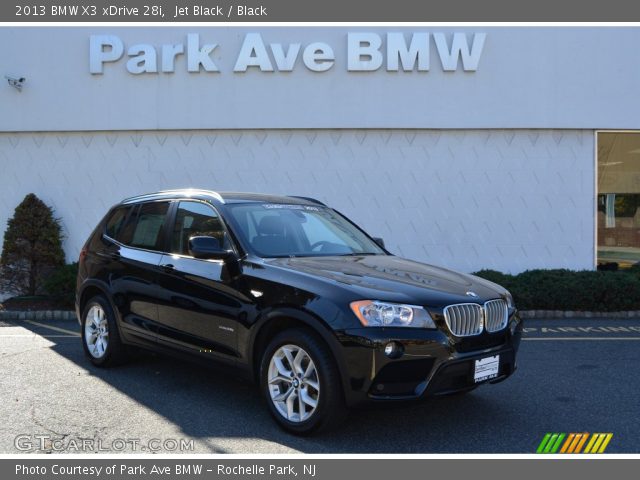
1, 27, 640, 275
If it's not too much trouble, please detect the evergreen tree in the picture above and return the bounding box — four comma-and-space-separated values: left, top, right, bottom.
0, 194, 65, 296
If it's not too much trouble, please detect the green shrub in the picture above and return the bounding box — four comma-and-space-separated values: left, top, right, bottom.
472, 269, 515, 290
473, 268, 640, 311
43, 262, 78, 307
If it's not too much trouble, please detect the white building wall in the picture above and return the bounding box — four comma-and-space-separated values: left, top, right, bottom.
0, 129, 594, 274
3, 27, 640, 131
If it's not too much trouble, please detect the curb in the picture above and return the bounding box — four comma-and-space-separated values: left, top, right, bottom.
518, 310, 640, 319
0, 310, 76, 321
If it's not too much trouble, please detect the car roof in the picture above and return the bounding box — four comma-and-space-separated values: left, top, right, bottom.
121, 189, 326, 206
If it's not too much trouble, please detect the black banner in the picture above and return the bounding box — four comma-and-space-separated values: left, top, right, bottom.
5, 0, 640, 22
5, 459, 640, 480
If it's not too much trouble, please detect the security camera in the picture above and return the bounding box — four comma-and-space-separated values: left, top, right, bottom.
5, 75, 25, 91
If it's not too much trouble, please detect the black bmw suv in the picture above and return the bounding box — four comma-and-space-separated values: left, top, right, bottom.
76, 189, 522, 434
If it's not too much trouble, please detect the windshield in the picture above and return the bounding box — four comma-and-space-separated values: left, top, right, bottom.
226, 203, 386, 258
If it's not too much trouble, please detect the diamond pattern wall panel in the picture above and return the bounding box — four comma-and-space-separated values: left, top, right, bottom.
0, 129, 595, 274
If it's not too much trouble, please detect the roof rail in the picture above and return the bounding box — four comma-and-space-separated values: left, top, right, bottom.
288, 196, 326, 206
157, 189, 225, 203
122, 189, 225, 204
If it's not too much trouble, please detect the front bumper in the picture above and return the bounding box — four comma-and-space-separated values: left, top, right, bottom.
335, 312, 522, 406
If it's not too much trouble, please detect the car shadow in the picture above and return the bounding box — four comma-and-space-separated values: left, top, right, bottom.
15, 319, 532, 453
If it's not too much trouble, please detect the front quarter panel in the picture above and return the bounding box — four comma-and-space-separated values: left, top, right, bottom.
234, 259, 362, 391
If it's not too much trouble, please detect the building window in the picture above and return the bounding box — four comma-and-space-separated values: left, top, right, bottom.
597, 132, 640, 268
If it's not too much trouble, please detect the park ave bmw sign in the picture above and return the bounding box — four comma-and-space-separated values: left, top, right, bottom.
89, 32, 486, 74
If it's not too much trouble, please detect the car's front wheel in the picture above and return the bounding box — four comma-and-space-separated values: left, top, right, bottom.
260, 329, 346, 435
81, 295, 127, 367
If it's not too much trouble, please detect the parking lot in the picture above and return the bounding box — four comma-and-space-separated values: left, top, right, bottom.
1, 317, 638, 453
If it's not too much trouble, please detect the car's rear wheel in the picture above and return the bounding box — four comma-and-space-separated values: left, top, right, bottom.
260, 328, 346, 435
81, 295, 127, 367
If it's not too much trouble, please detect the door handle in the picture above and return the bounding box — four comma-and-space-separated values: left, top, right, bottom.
160, 263, 175, 272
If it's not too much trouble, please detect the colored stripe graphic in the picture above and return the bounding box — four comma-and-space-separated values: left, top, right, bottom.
536, 433, 552, 453
537, 433, 565, 453
549, 433, 566, 453
584, 434, 598, 453
560, 433, 576, 453
537, 433, 613, 454
573, 433, 590, 453
584, 433, 613, 454
584, 433, 602, 453
597, 433, 613, 453
561, 432, 587, 453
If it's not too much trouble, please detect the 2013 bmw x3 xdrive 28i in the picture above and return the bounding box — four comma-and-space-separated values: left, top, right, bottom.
76, 189, 522, 434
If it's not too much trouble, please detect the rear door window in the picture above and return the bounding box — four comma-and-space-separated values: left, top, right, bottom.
127, 202, 171, 251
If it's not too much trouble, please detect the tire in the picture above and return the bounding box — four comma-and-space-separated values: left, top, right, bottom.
260, 328, 347, 435
81, 295, 127, 367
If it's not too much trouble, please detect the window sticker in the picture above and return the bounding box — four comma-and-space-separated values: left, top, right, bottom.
262, 204, 320, 211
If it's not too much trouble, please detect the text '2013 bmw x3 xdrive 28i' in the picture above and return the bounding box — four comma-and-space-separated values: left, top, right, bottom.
76, 189, 522, 434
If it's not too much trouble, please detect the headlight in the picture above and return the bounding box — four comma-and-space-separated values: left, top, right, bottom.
505, 290, 515, 310
350, 300, 436, 328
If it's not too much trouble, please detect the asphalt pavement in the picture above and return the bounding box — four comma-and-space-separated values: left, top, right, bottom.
0, 316, 638, 453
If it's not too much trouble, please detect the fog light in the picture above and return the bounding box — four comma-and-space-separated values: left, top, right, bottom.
384, 341, 403, 358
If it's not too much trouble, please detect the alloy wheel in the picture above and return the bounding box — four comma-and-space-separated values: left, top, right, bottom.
84, 305, 109, 359
267, 344, 320, 423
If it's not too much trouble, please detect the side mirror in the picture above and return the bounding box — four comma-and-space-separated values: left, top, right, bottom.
373, 237, 385, 249
188, 236, 234, 260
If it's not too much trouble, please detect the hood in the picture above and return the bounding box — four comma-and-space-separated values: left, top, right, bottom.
266, 255, 506, 306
